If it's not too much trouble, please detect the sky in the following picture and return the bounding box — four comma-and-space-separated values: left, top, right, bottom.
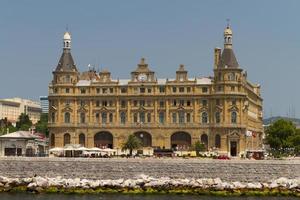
0, 0, 299, 118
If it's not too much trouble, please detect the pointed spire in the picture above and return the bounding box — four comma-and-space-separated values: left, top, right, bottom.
63, 31, 71, 50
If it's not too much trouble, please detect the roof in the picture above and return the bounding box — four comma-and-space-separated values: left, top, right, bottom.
55, 49, 78, 72
0, 131, 39, 139
219, 48, 239, 68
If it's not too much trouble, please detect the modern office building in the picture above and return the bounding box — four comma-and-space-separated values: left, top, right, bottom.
48, 25, 263, 157
40, 96, 49, 114
0, 97, 42, 125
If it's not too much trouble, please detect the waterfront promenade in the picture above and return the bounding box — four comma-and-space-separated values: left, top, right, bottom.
0, 157, 299, 182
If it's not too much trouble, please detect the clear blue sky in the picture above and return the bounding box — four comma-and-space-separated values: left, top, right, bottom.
0, 0, 299, 118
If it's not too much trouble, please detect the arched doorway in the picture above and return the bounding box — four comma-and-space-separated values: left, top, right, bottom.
63, 133, 71, 146
79, 133, 85, 147
171, 132, 191, 150
134, 132, 152, 147
201, 134, 208, 150
94, 131, 113, 148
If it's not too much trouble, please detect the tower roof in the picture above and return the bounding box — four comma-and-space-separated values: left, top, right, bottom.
55, 50, 77, 72
219, 48, 239, 68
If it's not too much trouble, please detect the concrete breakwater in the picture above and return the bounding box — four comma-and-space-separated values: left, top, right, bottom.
0, 175, 299, 196
0, 157, 299, 182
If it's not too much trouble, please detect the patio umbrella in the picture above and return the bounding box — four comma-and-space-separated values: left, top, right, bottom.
49, 147, 64, 152
76, 147, 89, 151
89, 147, 102, 151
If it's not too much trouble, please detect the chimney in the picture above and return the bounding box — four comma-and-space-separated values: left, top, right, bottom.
214, 48, 221, 69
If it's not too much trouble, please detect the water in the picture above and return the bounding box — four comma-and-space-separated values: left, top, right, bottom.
0, 193, 298, 200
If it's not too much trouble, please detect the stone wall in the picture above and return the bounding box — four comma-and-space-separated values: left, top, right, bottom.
0, 157, 299, 183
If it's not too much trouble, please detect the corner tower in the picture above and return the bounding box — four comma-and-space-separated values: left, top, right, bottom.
52, 31, 79, 85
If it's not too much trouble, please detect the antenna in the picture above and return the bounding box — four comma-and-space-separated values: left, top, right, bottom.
226, 18, 230, 28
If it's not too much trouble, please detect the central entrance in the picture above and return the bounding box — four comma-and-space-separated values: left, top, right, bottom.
94, 131, 113, 148
134, 132, 152, 147
230, 141, 237, 156
171, 132, 191, 150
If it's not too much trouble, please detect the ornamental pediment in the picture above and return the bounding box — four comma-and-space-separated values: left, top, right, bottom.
229, 131, 240, 139
199, 107, 208, 112
62, 107, 73, 112
228, 105, 239, 112
77, 106, 88, 113
215, 105, 223, 112
138, 106, 147, 111
50, 105, 57, 111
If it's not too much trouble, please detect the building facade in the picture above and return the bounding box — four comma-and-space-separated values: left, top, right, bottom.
40, 96, 49, 114
0, 97, 42, 125
48, 25, 263, 157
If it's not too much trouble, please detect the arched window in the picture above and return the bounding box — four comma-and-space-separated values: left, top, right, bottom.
80, 113, 85, 123
101, 112, 107, 124
231, 111, 237, 124
215, 134, 221, 149
159, 112, 165, 124
64, 133, 71, 146
215, 112, 220, 123
186, 113, 191, 123
179, 111, 185, 124
64, 112, 70, 123
120, 112, 126, 124
51, 112, 55, 123
202, 112, 208, 124
147, 113, 151, 123
140, 112, 145, 123
109, 113, 113, 123
79, 133, 85, 147
95, 113, 100, 123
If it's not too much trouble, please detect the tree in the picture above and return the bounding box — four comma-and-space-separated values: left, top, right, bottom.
35, 113, 49, 136
265, 119, 297, 156
194, 141, 206, 156
122, 134, 142, 156
0, 118, 17, 135
16, 113, 32, 130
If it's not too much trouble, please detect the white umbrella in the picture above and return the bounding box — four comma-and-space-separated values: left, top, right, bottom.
77, 147, 89, 151
49, 147, 64, 152
89, 147, 101, 151
64, 146, 76, 151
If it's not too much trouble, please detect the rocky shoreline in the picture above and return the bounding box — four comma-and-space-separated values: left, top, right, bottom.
0, 175, 299, 196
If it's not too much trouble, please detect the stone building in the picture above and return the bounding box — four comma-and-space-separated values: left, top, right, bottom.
48, 25, 263, 157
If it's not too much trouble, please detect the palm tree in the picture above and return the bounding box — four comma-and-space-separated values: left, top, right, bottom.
122, 134, 142, 156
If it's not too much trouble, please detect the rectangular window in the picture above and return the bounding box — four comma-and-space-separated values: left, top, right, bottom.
202, 99, 207, 107
187, 113, 191, 123
80, 100, 85, 107
96, 88, 100, 93
172, 113, 177, 123
179, 100, 184, 106
133, 100, 138, 107
140, 87, 145, 93
202, 87, 208, 93
173, 100, 177, 106
179, 87, 184, 93
109, 88, 114, 93
139, 100, 145, 106
187, 87, 191, 93
96, 100, 100, 107
102, 101, 108, 107
172, 87, 177, 93
187, 100, 191, 106
65, 100, 70, 106
121, 87, 127, 93
231, 86, 235, 91
121, 100, 126, 108
148, 88, 152, 93
80, 88, 86, 94
216, 99, 220, 106
159, 112, 165, 124
65, 88, 70, 93
102, 88, 107, 94
232, 99, 236, 105
146, 101, 152, 106
159, 86, 165, 93
159, 101, 165, 108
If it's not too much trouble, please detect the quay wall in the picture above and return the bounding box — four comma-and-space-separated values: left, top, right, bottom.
0, 157, 299, 182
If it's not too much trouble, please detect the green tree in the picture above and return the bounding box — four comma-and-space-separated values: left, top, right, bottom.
0, 118, 17, 135
35, 113, 49, 136
265, 119, 296, 156
122, 134, 142, 156
194, 141, 206, 156
16, 113, 32, 130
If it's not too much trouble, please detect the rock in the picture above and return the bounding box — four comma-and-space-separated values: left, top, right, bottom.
232, 181, 246, 189
27, 182, 37, 190
246, 182, 262, 189
34, 176, 48, 188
